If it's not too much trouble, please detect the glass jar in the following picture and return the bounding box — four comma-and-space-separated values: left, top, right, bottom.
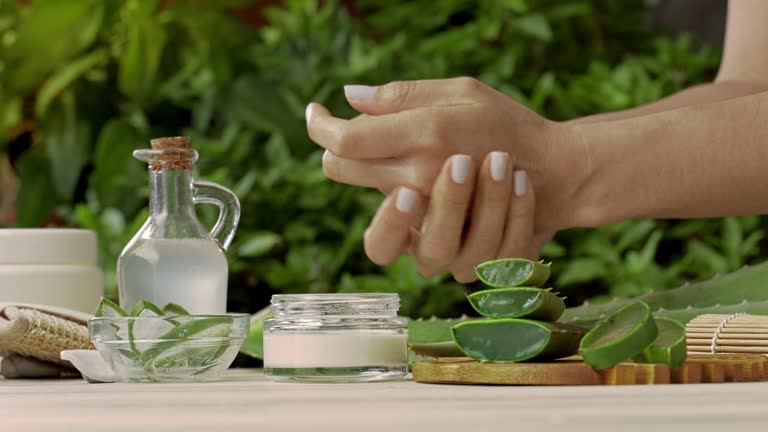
117, 136, 240, 314
263, 293, 409, 382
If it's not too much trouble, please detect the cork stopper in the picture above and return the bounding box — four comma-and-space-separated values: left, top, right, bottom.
147, 136, 196, 171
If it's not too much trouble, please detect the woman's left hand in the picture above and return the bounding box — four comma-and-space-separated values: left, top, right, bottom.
363, 151, 548, 283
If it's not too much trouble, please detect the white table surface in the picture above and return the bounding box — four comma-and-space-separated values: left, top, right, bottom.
1, 369, 767, 432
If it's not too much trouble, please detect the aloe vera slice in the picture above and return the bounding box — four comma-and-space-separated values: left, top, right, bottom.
161, 302, 190, 316
95, 297, 128, 317
451, 319, 585, 362
140, 316, 233, 363
467, 287, 565, 320
579, 302, 658, 370
635, 318, 687, 368
408, 341, 466, 358
474, 258, 550, 288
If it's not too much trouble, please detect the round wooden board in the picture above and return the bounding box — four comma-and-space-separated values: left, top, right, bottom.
412, 354, 768, 386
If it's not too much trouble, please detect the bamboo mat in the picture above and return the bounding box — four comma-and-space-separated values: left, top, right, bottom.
687, 314, 768, 355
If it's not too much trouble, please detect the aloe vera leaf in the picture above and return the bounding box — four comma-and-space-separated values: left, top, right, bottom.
95, 297, 128, 317
562, 262, 768, 325
408, 341, 466, 358
635, 318, 687, 368
579, 302, 658, 370
239, 306, 273, 360
129, 300, 164, 316
161, 302, 190, 316
140, 316, 233, 364
467, 287, 565, 320
451, 319, 585, 362
474, 258, 551, 288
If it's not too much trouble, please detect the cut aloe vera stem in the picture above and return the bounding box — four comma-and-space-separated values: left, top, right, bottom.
451, 319, 586, 362
161, 302, 190, 316
579, 302, 658, 370
635, 318, 687, 368
95, 297, 128, 317
474, 258, 551, 288
468, 287, 565, 321
409, 341, 465, 358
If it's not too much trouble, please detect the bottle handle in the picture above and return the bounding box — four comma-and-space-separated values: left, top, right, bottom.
192, 181, 241, 250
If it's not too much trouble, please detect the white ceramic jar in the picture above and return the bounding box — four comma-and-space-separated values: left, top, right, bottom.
0, 229, 103, 313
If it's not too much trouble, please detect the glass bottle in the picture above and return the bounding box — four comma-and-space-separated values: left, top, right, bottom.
117, 136, 240, 314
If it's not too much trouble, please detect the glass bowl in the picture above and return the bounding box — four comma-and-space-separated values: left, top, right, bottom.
88, 314, 249, 383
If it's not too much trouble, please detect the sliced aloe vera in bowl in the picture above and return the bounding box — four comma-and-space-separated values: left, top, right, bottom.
474, 258, 551, 288
468, 287, 565, 320
161, 302, 191, 316
451, 319, 585, 362
635, 317, 687, 368
579, 301, 658, 370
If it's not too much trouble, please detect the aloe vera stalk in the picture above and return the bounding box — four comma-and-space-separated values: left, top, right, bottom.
562, 261, 768, 325
408, 341, 466, 358
579, 302, 658, 370
239, 306, 273, 359
95, 297, 128, 317
474, 258, 551, 288
451, 319, 585, 362
161, 302, 190, 316
130, 300, 164, 316
468, 287, 565, 320
635, 318, 687, 368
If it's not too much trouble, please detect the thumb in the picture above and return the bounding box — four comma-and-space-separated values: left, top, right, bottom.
344, 77, 485, 115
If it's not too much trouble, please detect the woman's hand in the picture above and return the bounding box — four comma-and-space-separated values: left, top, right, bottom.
363, 151, 548, 282
307, 77, 587, 232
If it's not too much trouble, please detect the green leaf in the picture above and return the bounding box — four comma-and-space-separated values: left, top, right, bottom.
556, 258, 607, 286
35, 49, 108, 117
467, 287, 565, 321
95, 297, 128, 318
239, 306, 273, 360
4, 0, 104, 94
237, 231, 282, 257
474, 258, 551, 288
15, 151, 56, 227
90, 119, 145, 211
118, 10, 166, 104
41, 94, 91, 200
511, 15, 552, 41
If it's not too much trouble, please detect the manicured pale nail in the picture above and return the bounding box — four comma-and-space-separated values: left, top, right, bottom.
514, 170, 527, 197
451, 155, 471, 184
396, 187, 417, 213
490, 151, 508, 182
322, 149, 330, 162
305, 103, 314, 125
344, 85, 377, 101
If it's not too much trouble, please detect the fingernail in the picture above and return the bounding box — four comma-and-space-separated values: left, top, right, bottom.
305, 103, 314, 125
344, 85, 377, 101
514, 170, 527, 197
396, 187, 417, 213
322, 149, 330, 162
451, 154, 471, 184
490, 151, 508, 182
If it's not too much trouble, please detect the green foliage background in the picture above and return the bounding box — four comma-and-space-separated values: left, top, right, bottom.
0, 0, 764, 317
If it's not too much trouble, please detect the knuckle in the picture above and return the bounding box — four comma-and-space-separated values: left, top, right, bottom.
455, 76, 483, 94
418, 242, 457, 268
333, 127, 357, 156
380, 80, 418, 107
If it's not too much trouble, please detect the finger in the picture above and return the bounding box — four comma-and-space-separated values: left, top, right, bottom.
497, 169, 537, 260
306, 102, 433, 159
414, 154, 476, 270
407, 228, 443, 278
322, 151, 440, 195
450, 151, 513, 283
343, 77, 489, 115
364, 187, 426, 265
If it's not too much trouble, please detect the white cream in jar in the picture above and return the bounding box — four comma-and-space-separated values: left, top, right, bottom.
263, 293, 408, 382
